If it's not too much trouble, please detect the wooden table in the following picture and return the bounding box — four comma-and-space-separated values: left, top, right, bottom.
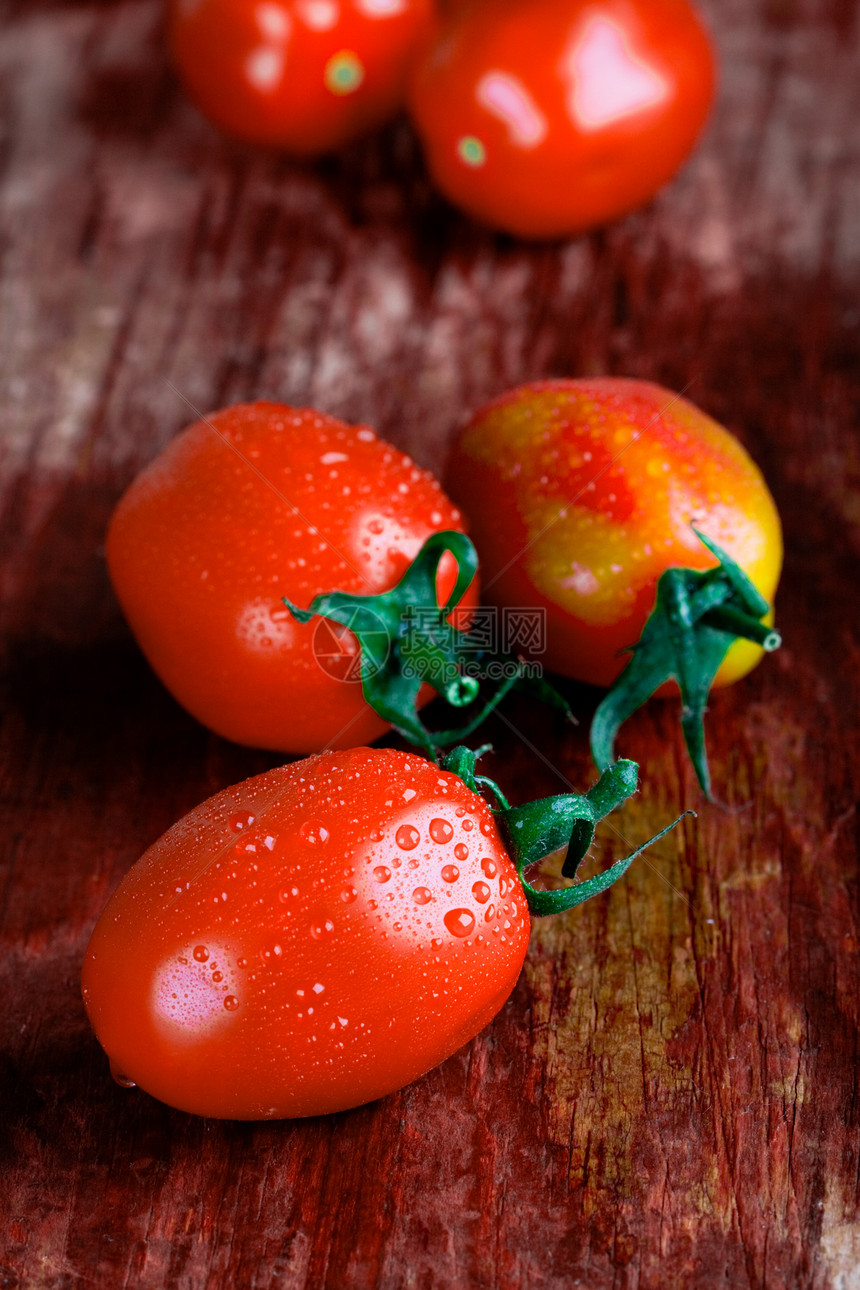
2, 1, 858, 1285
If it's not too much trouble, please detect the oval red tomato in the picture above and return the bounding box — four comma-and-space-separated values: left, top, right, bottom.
168, 0, 437, 154
81, 747, 531, 1119
408, 0, 715, 238
445, 378, 783, 689
107, 402, 474, 752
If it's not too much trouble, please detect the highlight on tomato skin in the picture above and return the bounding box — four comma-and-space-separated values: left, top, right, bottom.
106, 402, 477, 754
168, 0, 437, 155
444, 378, 783, 690
80, 748, 531, 1120
408, 0, 716, 238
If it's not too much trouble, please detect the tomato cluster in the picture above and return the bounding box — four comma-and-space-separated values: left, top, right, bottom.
88, 379, 781, 1119
168, 0, 716, 238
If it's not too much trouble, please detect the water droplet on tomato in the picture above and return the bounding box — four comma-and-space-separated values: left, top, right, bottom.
367, 518, 384, 534
310, 920, 335, 940
373, 866, 391, 883
454, 843, 469, 861
431, 937, 443, 949
441, 865, 459, 883
340, 886, 358, 903
413, 887, 432, 905
480, 819, 493, 835
462, 819, 474, 832
224, 996, 239, 1011
193, 946, 209, 963
472, 881, 491, 904
109, 1060, 136, 1089
229, 812, 255, 833
444, 908, 475, 938
300, 821, 329, 844
429, 818, 453, 844
481, 858, 498, 879
485, 904, 495, 922
211, 971, 223, 983
395, 825, 420, 850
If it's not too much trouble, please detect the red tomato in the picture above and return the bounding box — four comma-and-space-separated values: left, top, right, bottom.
168, 0, 437, 154
445, 379, 783, 688
408, 0, 715, 237
107, 402, 474, 752
81, 747, 531, 1118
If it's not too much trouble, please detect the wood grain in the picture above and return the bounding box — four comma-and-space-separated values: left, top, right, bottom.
1, 0, 859, 1285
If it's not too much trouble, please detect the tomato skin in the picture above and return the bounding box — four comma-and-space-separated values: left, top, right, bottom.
81, 748, 530, 1119
168, 0, 437, 154
445, 379, 782, 688
408, 0, 715, 238
106, 402, 474, 752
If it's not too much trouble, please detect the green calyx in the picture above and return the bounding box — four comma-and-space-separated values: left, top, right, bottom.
285, 531, 569, 758
590, 529, 781, 800
441, 747, 690, 917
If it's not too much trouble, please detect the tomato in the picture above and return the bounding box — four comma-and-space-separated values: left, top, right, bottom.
81, 747, 532, 1118
408, 0, 715, 238
107, 402, 475, 753
81, 745, 668, 1118
168, 0, 437, 154
445, 378, 783, 690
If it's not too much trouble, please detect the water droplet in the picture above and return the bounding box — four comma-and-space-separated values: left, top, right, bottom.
441, 865, 459, 883
211, 970, 223, 983
279, 886, 300, 903
454, 843, 469, 861
395, 825, 420, 850
472, 881, 491, 904
480, 819, 493, 835
462, 819, 474, 832
481, 858, 498, 879
340, 886, 358, 903
431, 937, 443, 949
224, 995, 239, 1012
193, 946, 209, 963
109, 1060, 136, 1088
229, 812, 255, 833
485, 904, 496, 922
310, 920, 335, 940
373, 865, 392, 883
429, 818, 453, 844
300, 821, 329, 845
413, 887, 432, 905
367, 518, 384, 534
444, 908, 475, 938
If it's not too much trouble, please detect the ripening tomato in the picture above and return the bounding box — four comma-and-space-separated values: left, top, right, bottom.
81, 747, 531, 1118
408, 0, 715, 238
107, 402, 474, 752
168, 0, 437, 154
445, 378, 783, 688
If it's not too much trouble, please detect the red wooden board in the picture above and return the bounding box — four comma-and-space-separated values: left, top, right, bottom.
1, 0, 859, 1285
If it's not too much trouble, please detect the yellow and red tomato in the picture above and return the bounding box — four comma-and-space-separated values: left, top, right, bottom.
445, 378, 782, 689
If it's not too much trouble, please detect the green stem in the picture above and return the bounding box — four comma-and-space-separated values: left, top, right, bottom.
590, 529, 780, 799
286, 531, 570, 759
442, 748, 691, 916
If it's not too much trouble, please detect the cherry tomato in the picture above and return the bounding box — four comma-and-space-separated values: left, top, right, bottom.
107, 402, 474, 752
408, 0, 715, 238
81, 747, 531, 1118
168, 0, 437, 154
445, 378, 783, 688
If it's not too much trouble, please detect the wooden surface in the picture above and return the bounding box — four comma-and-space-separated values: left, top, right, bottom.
2, 0, 859, 1286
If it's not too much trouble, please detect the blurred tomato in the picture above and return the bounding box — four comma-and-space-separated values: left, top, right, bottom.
169, 0, 437, 154
409, 0, 715, 237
